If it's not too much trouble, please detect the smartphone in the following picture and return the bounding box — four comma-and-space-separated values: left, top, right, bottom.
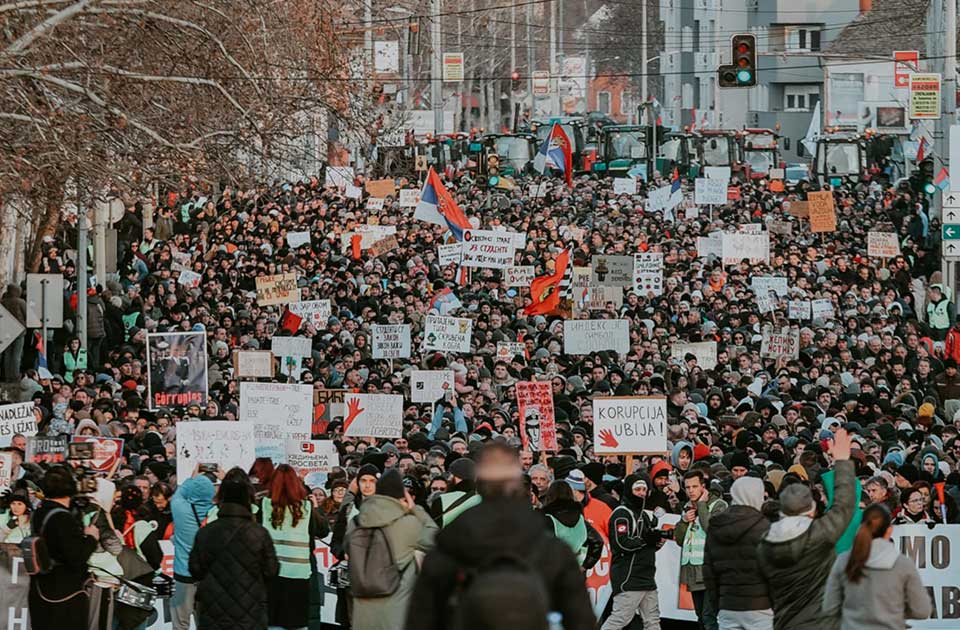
198, 463, 218, 474
68, 442, 95, 460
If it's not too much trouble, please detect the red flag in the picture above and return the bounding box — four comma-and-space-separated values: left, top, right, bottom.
280, 309, 302, 334
351, 233, 362, 260
523, 249, 570, 316
917, 137, 926, 162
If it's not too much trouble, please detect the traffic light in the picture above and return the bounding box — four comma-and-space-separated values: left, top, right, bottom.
511, 70, 521, 92
486, 153, 500, 187
718, 34, 757, 88
917, 158, 936, 195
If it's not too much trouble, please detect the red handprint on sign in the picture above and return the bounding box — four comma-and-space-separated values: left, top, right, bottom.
343, 398, 364, 433
598, 428, 619, 449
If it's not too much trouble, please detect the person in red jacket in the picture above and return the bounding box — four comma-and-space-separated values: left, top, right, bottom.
945, 321, 960, 365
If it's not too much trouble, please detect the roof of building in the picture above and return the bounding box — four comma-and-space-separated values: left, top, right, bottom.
823, 0, 930, 58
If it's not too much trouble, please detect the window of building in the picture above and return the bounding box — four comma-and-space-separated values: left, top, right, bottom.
598, 91, 611, 114
784, 85, 820, 112
784, 25, 822, 52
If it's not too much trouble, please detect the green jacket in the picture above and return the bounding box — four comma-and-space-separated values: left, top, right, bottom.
674, 495, 727, 591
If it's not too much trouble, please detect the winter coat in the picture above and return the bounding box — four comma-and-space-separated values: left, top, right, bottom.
703, 504, 771, 611
757, 460, 857, 630
171, 476, 215, 580
1, 285, 26, 325
406, 496, 596, 630
188, 503, 279, 630
674, 495, 728, 591
822, 538, 931, 630
541, 498, 604, 570
86, 295, 106, 339
608, 500, 660, 594
347, 495, 437, 630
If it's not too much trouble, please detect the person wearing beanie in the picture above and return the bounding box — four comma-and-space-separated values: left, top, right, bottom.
757, 429, 857, 630
581, 462, 618, 509
429, 456, 480, 528
189, 477, 279, 630
704, 476, 772, 629
729, 451, 752, 480
1, 488, 31, 543
347, 468, 437, 630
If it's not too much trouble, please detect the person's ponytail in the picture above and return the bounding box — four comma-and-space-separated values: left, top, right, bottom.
845, 504, 892, 583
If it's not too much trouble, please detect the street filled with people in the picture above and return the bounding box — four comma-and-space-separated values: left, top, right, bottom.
1, 149, 958, 630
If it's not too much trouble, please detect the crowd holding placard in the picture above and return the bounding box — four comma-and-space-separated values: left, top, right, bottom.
0, 162, 958, 630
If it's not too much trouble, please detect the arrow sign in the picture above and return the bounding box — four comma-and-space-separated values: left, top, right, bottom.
0, 304, 25, 354
944, 241, 960, 259
943, 225, 960, 240
947, 210, 959, 221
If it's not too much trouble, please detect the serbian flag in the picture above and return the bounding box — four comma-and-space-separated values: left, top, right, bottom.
523, 248, 571, 316
415, 168, 472, 241
671, 167, 682, 194
935, 167, 950, 190
916, 137, 926, 162
533, 123, 574, 188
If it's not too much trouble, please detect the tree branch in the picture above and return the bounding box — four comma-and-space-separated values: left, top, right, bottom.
4, 0, 97, 56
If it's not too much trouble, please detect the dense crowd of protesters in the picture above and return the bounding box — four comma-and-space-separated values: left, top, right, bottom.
0, 161, 956, 630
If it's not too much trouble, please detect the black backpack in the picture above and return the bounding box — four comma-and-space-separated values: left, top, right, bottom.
21, 507, 70, 575
449, 537, 551, 630
347, 516, 402, 598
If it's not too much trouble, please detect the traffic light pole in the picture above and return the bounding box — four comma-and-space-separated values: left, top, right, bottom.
939, 0, 957, 298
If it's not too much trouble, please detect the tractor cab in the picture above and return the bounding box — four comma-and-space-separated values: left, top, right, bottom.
740, 128, 782, 179
592, 125, 654, 179
657, 131, 699, 178
529, 117, 589, 172
814, 128, 866, 186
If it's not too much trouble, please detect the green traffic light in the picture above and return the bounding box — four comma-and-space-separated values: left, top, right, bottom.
737, 69, 752, 83
488, 176, 500, 186
924, 182, 937, 195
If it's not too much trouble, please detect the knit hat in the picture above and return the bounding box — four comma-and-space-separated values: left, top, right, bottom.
357, 463, 380, 481
918, 403, 935, 418
896, 464, 919, 484
580, 462, 605, 486
220, 479, 251, 506
730, 451, 751, 471
730, 477, 764, 510
787, 464, 810, 481
779, 483, 816, 516
449, 457, 476, 482
565, 469, 587, 492
376, 469, 405, 499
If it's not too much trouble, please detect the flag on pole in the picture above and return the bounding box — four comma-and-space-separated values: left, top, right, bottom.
523, 248, 572, 316
671, 168, 682, 194
533, 123, 574, 188
415, 168, 472, 241
935, 167, 950, 190
916, 137, 927, 162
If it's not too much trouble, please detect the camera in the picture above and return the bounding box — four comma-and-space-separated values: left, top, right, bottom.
67, 442, 98, 494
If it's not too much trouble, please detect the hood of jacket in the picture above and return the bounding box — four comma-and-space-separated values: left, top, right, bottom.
671, 441, 693, 468
709, 504, 767, 545
622, 473, 651, 512
180, 475, 215, 512
759, 515, 814, 567
356, 494, 407, 528
3, 285, 21, 300
864, 537, 899, 570
543, 498, 583, 527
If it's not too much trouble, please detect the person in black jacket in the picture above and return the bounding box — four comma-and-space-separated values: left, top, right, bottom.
581, 462, 618, 510
29, 465, 99, 630
602, 473, 665, 630
188, 476, 279, 630
405, 442, 595, 630
703, 476, 772, 630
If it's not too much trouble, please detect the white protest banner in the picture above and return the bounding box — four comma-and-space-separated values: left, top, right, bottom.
345, 184, 363, 199
177, 269, 202, 288
757, 293, 778, 314
695, 178, 727, 205
704, 166, 731, 181
633, 253, 664, 296
739, 223, 763, 233
240, 382, 313, 462
592, 397, 668, 454
501, 230, 527, 250
285, 439, 339, 478
372, 324, 411, 359
528, 182, 548, 198
0, 402, 38, 447
324, 166, 354, 188
271, 336, 312, 358
760, 327, 800, 360
517, 381, 558, 452
811, 298, 835, 321
613, 177, 637, 196
347, 224, 398, 250
586, 285, 624, 310
571, 267, 592, 311
767, 219, 793, 236
893, 524, 960, 628
398, 189, 419, 208
0, 452, 12, 490
722, 232, 770, 265
685, 206, 700, 220
751, 276, 790, 297
176, 421, 255, 481
591, 255, 634, 287
496, 341, 526, 361
671, 341, 718, 370
288, 300, 332, 328
461, 229, 516, 269
437, 243, 463, 267
286, 231, 311, 249
410, 370, 455, 403
423, 315, 472, 353
233, 350, 274, 379
867, 232, 902, 258
563, 319, 630, 355
342, 393, 404, 438
647, 185, 671, 212
366, 197, 385, 211
788, 300, 811, 320
506, 266, 535, 287
655, 514, 698, 622
256, 273, 299, 306
697, 233, 723, 258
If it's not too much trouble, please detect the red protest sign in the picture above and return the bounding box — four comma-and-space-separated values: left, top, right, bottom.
516, 381, 557, 452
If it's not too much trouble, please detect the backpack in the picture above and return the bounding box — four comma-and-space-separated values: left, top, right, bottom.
21, 507, 70, 576
449, 537, 551, 630
346, 516, 402, 598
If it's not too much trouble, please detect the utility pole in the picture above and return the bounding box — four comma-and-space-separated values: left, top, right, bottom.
77, 212, 88, 349
511, 0, 517, 124
364, 0, 373, 78
584, 0, 591, 111
527, 1, 534, 117
940, 0, 957, 293
431, 0, 443, 134
550, 0, 558, 115
641, 0, 648, 105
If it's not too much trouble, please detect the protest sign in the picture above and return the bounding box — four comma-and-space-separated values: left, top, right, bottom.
767, 219, 793, 235
592, 397, 668, 454
697, 233, 723, 258
867, 231, 901, 258
786, 200, 809, 218
240, 382, 313, 462
285, 439, 339, 480
591, 255, 634, 287
722, 232, 770, 265
324, 166, 354, 188
146, 331, 208, 409
286, 231, 311, 249
177, 269, 202, 288
751, 276, 790, 297
176, 420, 256, 481
437, 243, 462, 267
0, 402, 37, 447
365, 178, 396, 199
655, 514, 698, 622
647, 185, 671, 212
496, 341, 526, 361
613, 177, 637, 196
0, 545, 29, 629
365, 197, 385, 211
461, 229, 516, 269
288, 299, 332, 327
671, 341, 717, 370
757, 293, 778, 314
704, 166, 731, 181
342, 393, 404, 438
0, 453, 11, 490
517, 381, 558, 452
695, 178, 727, 205
807, 191, 837, 232
351, 224, 397, 249
372, 324, 411, 359
633, 253, 664, 296
563, 319, 630, 355
256, 273, 299, 306
811, 298, 835, 321
233, 350, 274, 379
71, 436, 125, 475
398, 189, 419, 207
788, 300, 811, 320
345, 184, 363, 199
423, 315, 472, 353
505, 266, 535, 287
685, 206, 700, 220
313, 389, 346, 435
739, 223, 763, 233
271, 336, 312, 358
410, 370, 455, 403
369, 235, 399, 257
26, 434, 68, 464
760, 327, 800, 359
586, 285, 625, 310
893, 524, 960, 628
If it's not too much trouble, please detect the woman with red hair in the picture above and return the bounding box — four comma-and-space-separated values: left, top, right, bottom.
261, 464, 330, 630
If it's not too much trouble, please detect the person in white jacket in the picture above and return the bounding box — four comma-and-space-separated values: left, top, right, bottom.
822, 504, 931, 630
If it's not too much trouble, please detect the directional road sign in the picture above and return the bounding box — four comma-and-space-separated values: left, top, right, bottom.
0, 304, 25, 354
942, 225, 960, 240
